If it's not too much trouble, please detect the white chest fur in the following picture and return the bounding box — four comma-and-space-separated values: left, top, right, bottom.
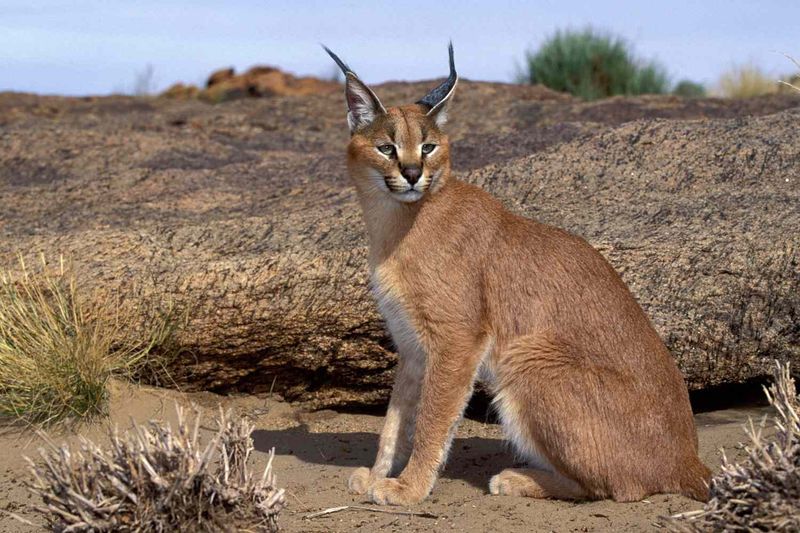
370, 267, 425, 361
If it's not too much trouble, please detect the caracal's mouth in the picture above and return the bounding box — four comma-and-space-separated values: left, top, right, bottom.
382, 175, 426, 203
393, 189, 424, 203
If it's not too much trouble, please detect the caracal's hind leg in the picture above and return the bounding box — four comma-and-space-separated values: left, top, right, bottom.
488, 334, 591, 500
490, 468, 586, 499
489, 333, 702, 502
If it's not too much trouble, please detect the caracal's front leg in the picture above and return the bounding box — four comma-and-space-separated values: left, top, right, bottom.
369, 340, 484, 505
348, 348, 424, 494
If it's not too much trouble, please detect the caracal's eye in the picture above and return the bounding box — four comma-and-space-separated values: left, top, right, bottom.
421, 143, 437, 155
377, 144, 395, 157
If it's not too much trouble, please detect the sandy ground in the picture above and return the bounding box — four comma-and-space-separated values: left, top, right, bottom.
0, 382, 767, 532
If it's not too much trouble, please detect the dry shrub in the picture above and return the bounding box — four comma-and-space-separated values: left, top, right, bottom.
27, 405, 286, 532
0, 255, 179, 425
717, 63, 780, 98
666, 361, 800, 531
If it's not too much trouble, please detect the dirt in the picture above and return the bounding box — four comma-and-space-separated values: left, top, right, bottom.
0, 382, 769, 532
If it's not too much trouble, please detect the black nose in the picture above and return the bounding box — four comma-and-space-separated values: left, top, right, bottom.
401, 166, 422, 185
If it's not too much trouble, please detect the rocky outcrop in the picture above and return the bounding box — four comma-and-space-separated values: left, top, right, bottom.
0, 83, 798, 407
162, 66, 341, 103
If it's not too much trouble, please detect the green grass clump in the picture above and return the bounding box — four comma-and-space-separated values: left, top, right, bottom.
517, 28, 669, 100
0, 256, 178, 425
672, 79, 707, 98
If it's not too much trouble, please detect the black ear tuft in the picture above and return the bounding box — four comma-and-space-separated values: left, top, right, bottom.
322, 45, 387, 133
417, 42, 458, 112
322, 45, 353, 78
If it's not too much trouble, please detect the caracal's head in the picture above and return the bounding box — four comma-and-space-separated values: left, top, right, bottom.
324, 44, 458, 204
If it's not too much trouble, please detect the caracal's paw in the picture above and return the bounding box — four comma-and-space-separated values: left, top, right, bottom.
489, 469, 531, 497
347, 467, 373, 495
368, 477, 425, 506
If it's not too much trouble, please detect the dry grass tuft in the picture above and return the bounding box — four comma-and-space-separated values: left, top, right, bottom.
717, 63, 780, 98
665, 361, 800, 532
0, 255, 179, 426
27, 404, 286, 532
780, 55, 800, 93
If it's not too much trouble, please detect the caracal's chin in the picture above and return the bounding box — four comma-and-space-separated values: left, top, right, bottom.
393, 190, 424, 203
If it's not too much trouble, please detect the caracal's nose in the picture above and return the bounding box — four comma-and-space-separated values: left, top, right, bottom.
401, 166, 422, 185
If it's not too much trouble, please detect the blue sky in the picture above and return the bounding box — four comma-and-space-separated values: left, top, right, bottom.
1, 0, 798, 95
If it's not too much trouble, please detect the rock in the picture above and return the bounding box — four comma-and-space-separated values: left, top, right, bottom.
199, 65, 341, 102
206, 67, 236, 88
164, 65, 341, 103
199, 80, 249, 103
466, 113, 800, 391
234, 66, 340, 98
0, 82, 798, 407
162, 83, 200, 99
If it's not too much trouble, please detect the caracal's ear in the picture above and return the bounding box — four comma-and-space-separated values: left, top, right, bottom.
323, 45, 387, 133
417, 42, 458, 127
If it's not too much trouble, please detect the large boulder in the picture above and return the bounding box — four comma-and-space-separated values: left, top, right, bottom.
0, 83, 797, 407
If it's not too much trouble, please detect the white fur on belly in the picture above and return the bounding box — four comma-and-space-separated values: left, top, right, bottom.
493, 389, 554, 472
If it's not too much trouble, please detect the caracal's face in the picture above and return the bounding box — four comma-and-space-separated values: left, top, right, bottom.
348, 105, 450, 204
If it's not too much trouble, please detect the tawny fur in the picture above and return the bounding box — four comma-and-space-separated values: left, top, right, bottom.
330, 51, 710, 506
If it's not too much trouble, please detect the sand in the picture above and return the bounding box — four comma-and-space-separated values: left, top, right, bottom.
0, 382, 767, 532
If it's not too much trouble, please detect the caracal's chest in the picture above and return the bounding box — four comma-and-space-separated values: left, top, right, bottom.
369, 261, 497, 387
370, 263, 426, 359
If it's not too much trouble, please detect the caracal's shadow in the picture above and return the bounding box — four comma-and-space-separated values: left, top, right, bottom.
251, 424, 514, 491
